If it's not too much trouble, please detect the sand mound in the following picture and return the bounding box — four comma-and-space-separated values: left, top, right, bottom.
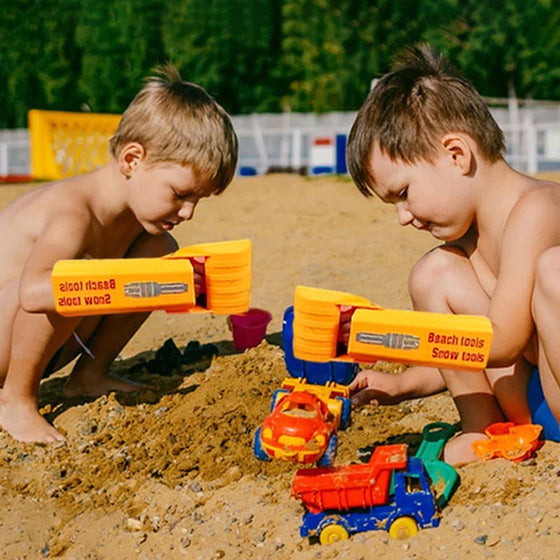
1, 173, 560, 559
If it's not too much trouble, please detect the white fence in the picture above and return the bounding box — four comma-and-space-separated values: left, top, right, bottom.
233, 105, 560, 175
1, 104, 560, 178
233, 112, 356, 174
0, 129, 29, 176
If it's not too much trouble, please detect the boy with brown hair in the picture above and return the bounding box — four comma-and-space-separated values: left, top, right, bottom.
0, 64, 238, 443
346, 44, 560, 465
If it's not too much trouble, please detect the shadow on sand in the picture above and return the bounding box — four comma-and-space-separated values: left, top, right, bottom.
39, 331, 284, 424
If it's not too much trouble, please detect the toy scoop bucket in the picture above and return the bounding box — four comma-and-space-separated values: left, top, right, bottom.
228, 308, 272, 350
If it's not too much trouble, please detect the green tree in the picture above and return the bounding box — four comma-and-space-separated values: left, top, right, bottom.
427, 0, 560, 99
279, 0, 457, 112
163, 0, 283, 113
280, 0, 350, 112
76, 0, 166, 113
2, 0, 560, 128
0, 0, 80, 127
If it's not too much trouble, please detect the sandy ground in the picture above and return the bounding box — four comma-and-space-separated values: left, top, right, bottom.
1, 172, 560, 560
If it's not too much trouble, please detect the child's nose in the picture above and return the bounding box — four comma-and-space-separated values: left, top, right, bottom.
396, 205, 414, 226
178, 201, 197, 221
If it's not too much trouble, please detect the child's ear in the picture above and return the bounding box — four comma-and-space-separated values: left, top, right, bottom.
440, 134, 473, 175
119, 142, 146, 179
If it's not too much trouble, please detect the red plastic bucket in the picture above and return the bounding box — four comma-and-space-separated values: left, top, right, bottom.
229, 308, 272, 350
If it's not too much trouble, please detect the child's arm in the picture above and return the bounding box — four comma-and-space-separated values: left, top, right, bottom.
18, 214, 89, 313
349, 365, 446, 406
487, 186, 558, 365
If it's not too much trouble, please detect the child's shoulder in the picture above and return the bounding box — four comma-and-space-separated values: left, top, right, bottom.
10, 175, 97, 227
520, 174, 560, 202
525, 172, 559, 188
512, 174, 560, 228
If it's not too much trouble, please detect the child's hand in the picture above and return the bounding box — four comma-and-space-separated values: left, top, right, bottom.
348, 369, 403, 407
190, 257, 206, 297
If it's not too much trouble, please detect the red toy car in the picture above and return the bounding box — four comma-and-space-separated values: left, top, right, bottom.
253, 378, 351, 467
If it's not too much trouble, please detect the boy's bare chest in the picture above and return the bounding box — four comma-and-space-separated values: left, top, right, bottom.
83, 225, 141, 260
84, 239, 137, 260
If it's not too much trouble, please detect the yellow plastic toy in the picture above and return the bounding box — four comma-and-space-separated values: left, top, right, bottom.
52, 239, 251, 317
29, 109, 120, 180
292, 286, 493, 372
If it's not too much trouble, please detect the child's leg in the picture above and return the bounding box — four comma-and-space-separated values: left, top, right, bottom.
409, 245, 531, 465
531, 246, 560, 427
0, 232, 177, 443
62, 232, 178, 398
61, 312, 152, 397
0, 290, 79, 442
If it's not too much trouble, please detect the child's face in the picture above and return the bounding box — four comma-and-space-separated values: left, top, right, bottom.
128, 161, 213, 235
367, 143, 476, 242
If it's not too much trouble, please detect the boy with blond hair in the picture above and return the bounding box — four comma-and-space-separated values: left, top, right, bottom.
346, 44, 560, 465
0, 64, 238, 443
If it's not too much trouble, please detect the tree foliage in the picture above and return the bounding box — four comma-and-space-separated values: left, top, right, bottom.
426, 0, 560, 99
162, 0, 283, 113
1, 0, 560, 127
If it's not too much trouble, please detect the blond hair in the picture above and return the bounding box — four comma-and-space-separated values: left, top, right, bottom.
109, 63, 238, 194
347, 44, 505, 196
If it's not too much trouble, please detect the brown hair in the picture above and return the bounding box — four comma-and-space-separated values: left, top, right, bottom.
346, 43, 505, 196
109, 63, 238, 194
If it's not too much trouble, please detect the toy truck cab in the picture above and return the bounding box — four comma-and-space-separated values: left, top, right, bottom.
387, 458, 441, 536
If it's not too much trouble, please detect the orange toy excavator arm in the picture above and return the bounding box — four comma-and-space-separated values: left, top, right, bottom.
292, 285, 492, 372
52, 239, 251, 317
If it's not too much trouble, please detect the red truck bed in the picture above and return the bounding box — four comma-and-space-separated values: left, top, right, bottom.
291, 444, 408, 513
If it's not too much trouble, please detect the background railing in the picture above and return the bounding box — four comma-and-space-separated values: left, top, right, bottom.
0, 130, 29, 177
1, 104, 559, 179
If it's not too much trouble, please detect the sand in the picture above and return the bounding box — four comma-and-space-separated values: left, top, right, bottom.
1, 173, 560, 560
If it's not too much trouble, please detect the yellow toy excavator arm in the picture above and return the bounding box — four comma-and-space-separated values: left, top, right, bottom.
292, 285, 492, 372
52, 239, 251, 317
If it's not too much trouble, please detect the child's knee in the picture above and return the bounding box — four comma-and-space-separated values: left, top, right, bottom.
127, 232, 179, 259
408, 245, 467, 305
533, 247, 560, 306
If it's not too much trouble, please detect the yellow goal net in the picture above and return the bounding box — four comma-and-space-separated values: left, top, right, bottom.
29, 109, 121, 180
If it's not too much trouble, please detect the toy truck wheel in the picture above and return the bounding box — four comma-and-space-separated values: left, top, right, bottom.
336, 396, 352, 430
317, 434, 338, 468
389, 516, 418, 540
319, 523, 349, 545
253, 428, 271, 461
270, 389, 290, 411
